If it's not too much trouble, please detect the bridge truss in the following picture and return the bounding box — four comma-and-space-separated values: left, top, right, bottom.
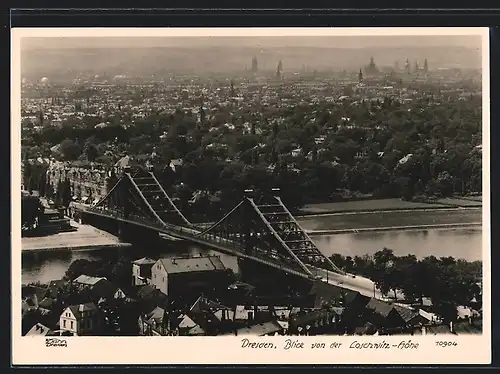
86, 170, 345, 278
196, 192, 345, 277
88, 168, 193, 229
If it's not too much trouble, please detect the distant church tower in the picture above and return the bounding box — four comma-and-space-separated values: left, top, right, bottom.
358, 68, 363, 83
276, 60, 283, 79
251, 56, 258, 73
365, 56, 378, 75
414, 61, 420, 74
198, 94, 206, 127
424, 58, 429, 73
405, 58, 411, 75
230, 79, 235, 97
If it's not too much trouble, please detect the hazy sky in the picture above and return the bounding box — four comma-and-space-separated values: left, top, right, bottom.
22, 35, 482, 51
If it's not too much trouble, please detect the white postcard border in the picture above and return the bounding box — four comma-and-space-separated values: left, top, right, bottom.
11, 27, 491, 365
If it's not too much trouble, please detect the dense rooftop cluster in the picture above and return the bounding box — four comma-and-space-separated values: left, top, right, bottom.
22, 68, 482, 216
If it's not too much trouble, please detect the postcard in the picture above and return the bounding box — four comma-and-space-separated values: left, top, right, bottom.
12, 26, 490, 365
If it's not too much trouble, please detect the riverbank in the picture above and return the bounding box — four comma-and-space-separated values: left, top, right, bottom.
299, 197, 482, 216
297, 207, 482, 233
307, 222, 482, 236
21, 220, 132, 253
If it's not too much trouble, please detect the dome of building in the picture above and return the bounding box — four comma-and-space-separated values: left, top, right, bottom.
40, 77, 49, 84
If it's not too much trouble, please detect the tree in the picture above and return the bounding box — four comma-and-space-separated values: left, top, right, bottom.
22, 195, 44, 229
396, 255, 422, 303
372, 248, 398, 297
433, 300, 458, 324
84, 142, 99, 162
61, 178, 72, 209
23, 162, 32, 191
55, 282, 93, 310
435, 171, 455, 197
395, 176, 414, 201
65, 259, 98, 281
60, 138, 82, 161
175, 183, 193, 213
111, 258, 132, 288
329, 254, 346, 270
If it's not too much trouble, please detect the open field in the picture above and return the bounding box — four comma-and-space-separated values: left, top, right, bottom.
297, 208, 482, 232
434, 198, 483, 207
300, 198, 450, 214
300, 196, 483, 215
462, 195, 483, 202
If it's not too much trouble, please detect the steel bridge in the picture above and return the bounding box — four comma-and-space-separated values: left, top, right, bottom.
82, 167, 346, 281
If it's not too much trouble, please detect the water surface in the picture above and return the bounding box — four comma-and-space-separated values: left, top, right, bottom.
22, 227, 482, 285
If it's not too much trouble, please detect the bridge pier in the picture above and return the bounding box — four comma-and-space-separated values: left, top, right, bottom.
117, 222, 159, 245
79, 211, 87, 225
117, 221, 130, 242
237, 258, 313, 301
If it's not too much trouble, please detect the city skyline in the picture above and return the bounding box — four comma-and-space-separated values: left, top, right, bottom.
22, 34, 482, 50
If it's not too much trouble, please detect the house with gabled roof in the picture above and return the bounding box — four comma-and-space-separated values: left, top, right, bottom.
73, 275, 107, 287
73, 274, 124, 303
227, 320, 284, 337
361, 298, 422, 333
289, 307, 343, 336
132, 257, 156, 286
46, 279, 68, 299
26, 323, 53, 337
138, 306, 167, 336
22, 285, 48, 311
59, 302, 101, 336
173, 314, 206, 336
184, 295, 234, 335
151, 255, 229, 302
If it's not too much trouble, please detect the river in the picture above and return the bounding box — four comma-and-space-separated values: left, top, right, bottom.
21, 225, 482, 285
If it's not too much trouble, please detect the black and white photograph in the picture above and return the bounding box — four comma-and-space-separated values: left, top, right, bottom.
12, 27, 490, 365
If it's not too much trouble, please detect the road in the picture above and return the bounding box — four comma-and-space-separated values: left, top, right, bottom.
21, 220, 131, 252
307, 266, 384, 298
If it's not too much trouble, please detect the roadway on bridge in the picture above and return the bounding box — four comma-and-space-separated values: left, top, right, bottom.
308, 266, 384, 299
173, 225, 385, 299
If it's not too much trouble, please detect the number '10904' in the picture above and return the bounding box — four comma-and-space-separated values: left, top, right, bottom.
435, 341, 458, 347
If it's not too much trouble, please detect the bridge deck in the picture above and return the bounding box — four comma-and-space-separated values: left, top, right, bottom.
79, 206, 383, 298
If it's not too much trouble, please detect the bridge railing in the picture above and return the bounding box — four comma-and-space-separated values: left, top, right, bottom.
193, 230, 313, 279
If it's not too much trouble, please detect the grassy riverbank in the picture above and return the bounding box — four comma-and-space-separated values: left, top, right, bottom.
299, 197, 482, 215
306, 222, 482, 236
297, 208, 482, 233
